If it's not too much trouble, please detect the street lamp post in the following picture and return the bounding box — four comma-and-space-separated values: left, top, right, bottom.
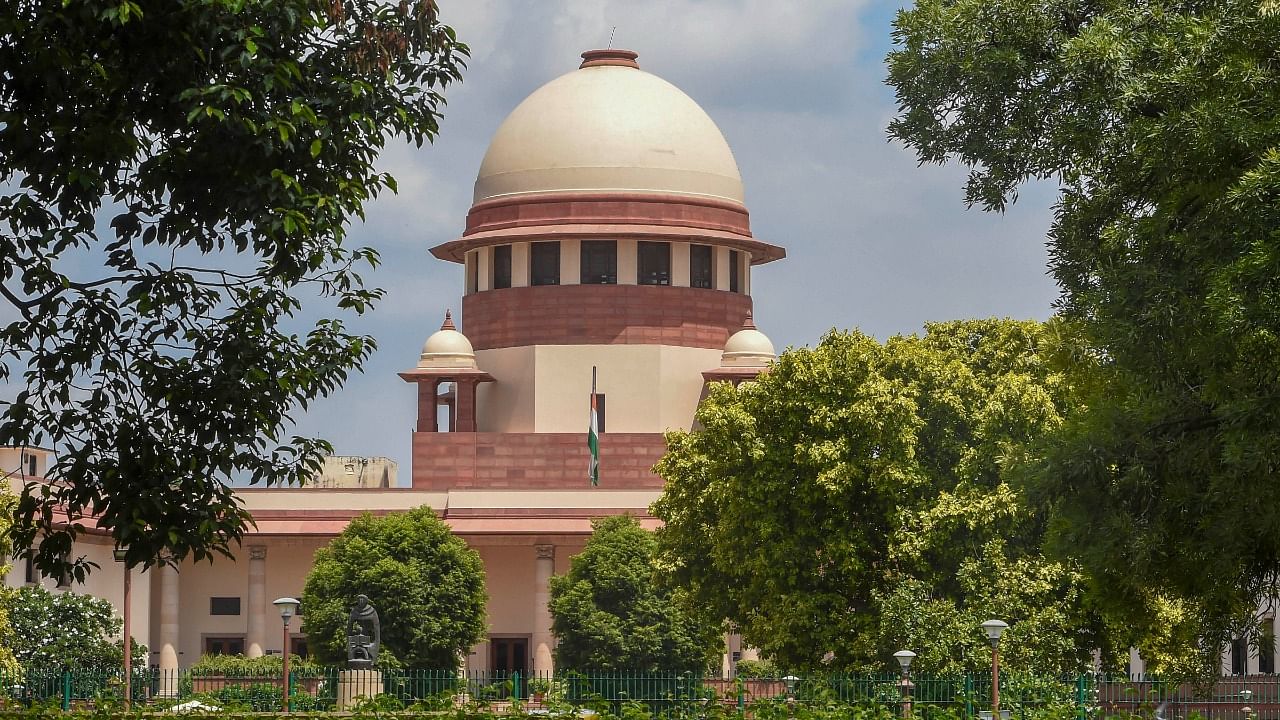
783, 675, 798, 706
112, 548, 130, 709
894, 650, 916, 719
273, 597, 300, 713
981, 620, 1008, 720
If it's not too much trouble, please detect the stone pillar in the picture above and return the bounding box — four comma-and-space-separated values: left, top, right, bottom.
338, 669, 384, 710
532, 544, 556, 674
157, 562, 181, 697
456, 379, 478, 432
246, 545, 267, 658
417, 380, 439, 432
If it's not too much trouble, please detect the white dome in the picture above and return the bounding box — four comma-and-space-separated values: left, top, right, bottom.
721, 313, 775, 368
473, 50, 744, 205
419, 311, 476, 369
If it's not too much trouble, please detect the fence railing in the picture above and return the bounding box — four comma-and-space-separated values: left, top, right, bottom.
1, 668, 1279, 717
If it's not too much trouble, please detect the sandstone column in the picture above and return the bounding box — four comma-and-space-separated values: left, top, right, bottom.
532, 544, 556, 675
246, 545, 267, 657
157, 562, 180, 697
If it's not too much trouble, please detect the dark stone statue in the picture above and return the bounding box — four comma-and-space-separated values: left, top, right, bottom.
346, 594, 380, 669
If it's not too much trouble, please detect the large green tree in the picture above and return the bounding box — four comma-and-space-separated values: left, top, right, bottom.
300, 506, 487, 669
550, 515, 721, 673
887, 0, 1280, 663
653, 320, 1116, 674
0, 0, 466, 577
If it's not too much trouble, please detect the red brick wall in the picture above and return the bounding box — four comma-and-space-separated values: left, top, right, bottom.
461, 284, 752, 350
411, 432, 668, 490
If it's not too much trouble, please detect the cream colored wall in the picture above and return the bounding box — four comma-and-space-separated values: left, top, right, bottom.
561, 239, 581, 285
475, 347, 537, 433
477, 247, 492, 292
238, 489, 446, 512
659, 345, 717, 430
478, 545, 536, 636
466, 543, 578, 673
532, 345, 720, 433
672, 242, 691, 286
512, 242, 530, 287
714, 247, 730, 291
477, 344, 720, 433
309, 456, 398, 488
617, 239, 637, 284
465, 251, 477, 295
166, 537, 327, 662
0, 447, 51, 478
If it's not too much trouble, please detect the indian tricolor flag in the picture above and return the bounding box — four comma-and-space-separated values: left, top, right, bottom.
588, 366, 600, 486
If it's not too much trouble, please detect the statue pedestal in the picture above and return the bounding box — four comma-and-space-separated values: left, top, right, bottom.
337, 669, 383, 709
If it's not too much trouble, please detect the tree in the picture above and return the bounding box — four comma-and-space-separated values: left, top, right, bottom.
0, 488, 18, 676
549, 515, 720, 673
1, 585, 145, 671
0, 0, 467, 578
300, 506, 487, 669
653, 320, 1119, 674
886, 0, 1280, 664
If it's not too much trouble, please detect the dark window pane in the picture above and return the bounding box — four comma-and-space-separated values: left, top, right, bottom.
1231, 637, 1248, 675
205, 636, 245, 655
23, 552, 34, 584
729, 249, 741, 293
210, 596, 241, 616
469, 252, 479, 293
580, 240, 617, 284
1262, 623, 1276, 674
530, 242, 560, 286
690, 245, 713, 288
493, 245, 512, 289
638, 242, 670, 285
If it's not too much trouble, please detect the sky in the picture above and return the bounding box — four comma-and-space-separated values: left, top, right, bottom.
283, 0, 1064, 476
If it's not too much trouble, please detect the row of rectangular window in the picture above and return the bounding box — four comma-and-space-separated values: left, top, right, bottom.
476, 241, 742, 291
204, 635, 309, 657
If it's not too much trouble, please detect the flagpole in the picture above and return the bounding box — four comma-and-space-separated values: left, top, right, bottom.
588, 366, 599, 486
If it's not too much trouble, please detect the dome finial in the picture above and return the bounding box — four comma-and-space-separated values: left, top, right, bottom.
742, 309, 756, 330
580, 49, 639, 69
441, 309, 456, 331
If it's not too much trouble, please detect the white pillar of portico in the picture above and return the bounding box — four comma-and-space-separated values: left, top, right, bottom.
246, 545, 268, 658
532, 544, 556, 675
157, 562, 181, 696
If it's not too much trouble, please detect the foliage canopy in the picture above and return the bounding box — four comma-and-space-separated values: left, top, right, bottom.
0, 488, 17, 675
300, 506, 487, 669
550, 515, 721, 673
1, 585, 145, 671
887, 0, 1280, 661
653, 320, 1116, 674
0, 0, 466, 577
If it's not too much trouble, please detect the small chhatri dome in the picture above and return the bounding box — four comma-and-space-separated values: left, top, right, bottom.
472, 48, 744, 205
419, 310, 477, 369
721, 311, 775, 368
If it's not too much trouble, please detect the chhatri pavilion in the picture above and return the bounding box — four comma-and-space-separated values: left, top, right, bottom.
2, 49, 782, 678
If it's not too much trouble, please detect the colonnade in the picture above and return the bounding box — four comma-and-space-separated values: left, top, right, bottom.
153, 541, 562, 696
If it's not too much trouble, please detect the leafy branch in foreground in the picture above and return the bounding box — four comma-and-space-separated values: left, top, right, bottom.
0, 0, 467, 575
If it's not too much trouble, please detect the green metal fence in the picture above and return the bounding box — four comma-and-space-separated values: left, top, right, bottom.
2, 668, 1279, 717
